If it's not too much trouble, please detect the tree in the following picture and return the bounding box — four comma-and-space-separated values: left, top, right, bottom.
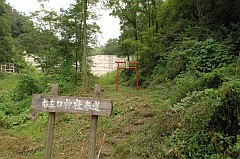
82, 0, 88, 87
0, 0, 12, 62
18, 28, 60, 73
25, 0, 100, 85
105, 0, 240, 85
102, 38, 120, 55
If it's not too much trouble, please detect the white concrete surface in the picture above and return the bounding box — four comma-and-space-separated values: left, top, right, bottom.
88, 55, 126, 76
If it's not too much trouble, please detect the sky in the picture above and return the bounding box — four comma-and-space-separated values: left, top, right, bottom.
5, 0, 120, 46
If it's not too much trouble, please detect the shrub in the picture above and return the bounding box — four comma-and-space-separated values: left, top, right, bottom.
167, 77, 240, 158
58, 81, 79, 95
97, 71, 116, 85
186, 38, 236, 72
13, 74, 41, 101
0, 71, 6, 79
150, 52, 187, 85
0, 95, 31, 128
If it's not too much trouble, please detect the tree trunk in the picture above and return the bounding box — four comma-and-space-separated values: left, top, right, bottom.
75, 10, 78, 85
82, 0, 88, 88
196, 0, 203, 23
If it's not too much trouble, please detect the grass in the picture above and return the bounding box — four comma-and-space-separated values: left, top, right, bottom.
0, 73, 175, 159
97, 71, 116, 85
0, 73, 19, 95
2, 67, 239, 158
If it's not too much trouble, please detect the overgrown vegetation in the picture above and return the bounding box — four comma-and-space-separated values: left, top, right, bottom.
1, 0, 240, 158
102, 1, 240, 157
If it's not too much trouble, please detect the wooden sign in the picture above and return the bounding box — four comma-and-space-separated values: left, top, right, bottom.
32, 94, 112, 117
31, 84, 111, 159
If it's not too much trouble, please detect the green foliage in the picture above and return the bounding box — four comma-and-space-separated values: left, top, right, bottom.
158, 0, 196, 27
88, 48, 102, 56
0, 1, 11, 37
164, 75, 240, 158
14, 74, 41, 101
97, 71, 116, 85
60, 60, 75, 83
0, 68, 45, 128
211, 80, 240, 136
0, 71, 6, 79
0, 1, 35, 63
143, 64, 240, 158
58, 81, 80, 95
1, 0, 240, 158
0, 73, 19, 94
18, 29, 60, 73
233, 135, 240, 155
151, 36, 236, 87
107, 0, 240, 86
119, 38, 142, 59
202, 0, 240, 25
119, 69, 137, 87
0, 36, 13, 62
151, 52, 188, 84
186, 38, 235, 72
102, 38, 120, 55
0, 94, 31, 128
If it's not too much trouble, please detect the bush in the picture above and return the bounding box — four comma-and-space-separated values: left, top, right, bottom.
150, 36, 236, 87
150, 52, 187, 85
58, 81, 79, 95
0, 95, 31, 128
186, 38, 236, 72
166, 77, 240, 158
13, 74, 41, 101
119, 69, 137, 87
97, 71, 116, 85
0, 71, 6, 79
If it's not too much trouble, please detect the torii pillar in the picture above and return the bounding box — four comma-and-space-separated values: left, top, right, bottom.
115, 61, 139, 92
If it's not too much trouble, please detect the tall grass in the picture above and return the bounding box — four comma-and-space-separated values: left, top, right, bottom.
0, 73, 20, 95
97, 70, 117, 85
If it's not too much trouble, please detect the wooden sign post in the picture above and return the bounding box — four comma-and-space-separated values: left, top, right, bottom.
31, 84, 112, 159
45, 84, 58, 159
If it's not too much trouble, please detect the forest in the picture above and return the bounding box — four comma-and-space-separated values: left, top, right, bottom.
1, 0, 240, 158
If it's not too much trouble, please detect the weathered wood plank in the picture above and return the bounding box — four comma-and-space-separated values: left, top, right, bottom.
88, 84, 100, 159
45, 84, 58, 159
32, 94, 112, 116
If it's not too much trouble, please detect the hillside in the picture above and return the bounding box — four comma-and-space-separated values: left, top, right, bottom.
0, 75, 168, 159
1, 69, 240, 158
1, 0, 240, 158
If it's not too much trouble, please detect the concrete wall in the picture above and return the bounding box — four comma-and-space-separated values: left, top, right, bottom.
24, 54, 125, 76
88, 55, 126, 76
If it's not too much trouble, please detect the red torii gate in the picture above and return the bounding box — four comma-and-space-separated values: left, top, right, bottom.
115, 61, 139, 92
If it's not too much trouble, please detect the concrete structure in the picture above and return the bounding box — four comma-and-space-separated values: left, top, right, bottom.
88, 55, 126, 76
24, 54, 126, 76
25, 54, 38, 67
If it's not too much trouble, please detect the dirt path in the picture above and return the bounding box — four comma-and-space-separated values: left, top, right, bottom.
0, 84, 165, 159
96, 85, 158, 158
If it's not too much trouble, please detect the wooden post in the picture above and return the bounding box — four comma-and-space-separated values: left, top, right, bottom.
11, 63, 14, 73
32, 84, 112, 159
116, 63, 119, 92
135, 65, 139, 91
88, 84, 100, 159
45, 84, 58, 159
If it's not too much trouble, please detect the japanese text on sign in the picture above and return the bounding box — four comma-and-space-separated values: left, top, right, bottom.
42, 98, 100, 112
